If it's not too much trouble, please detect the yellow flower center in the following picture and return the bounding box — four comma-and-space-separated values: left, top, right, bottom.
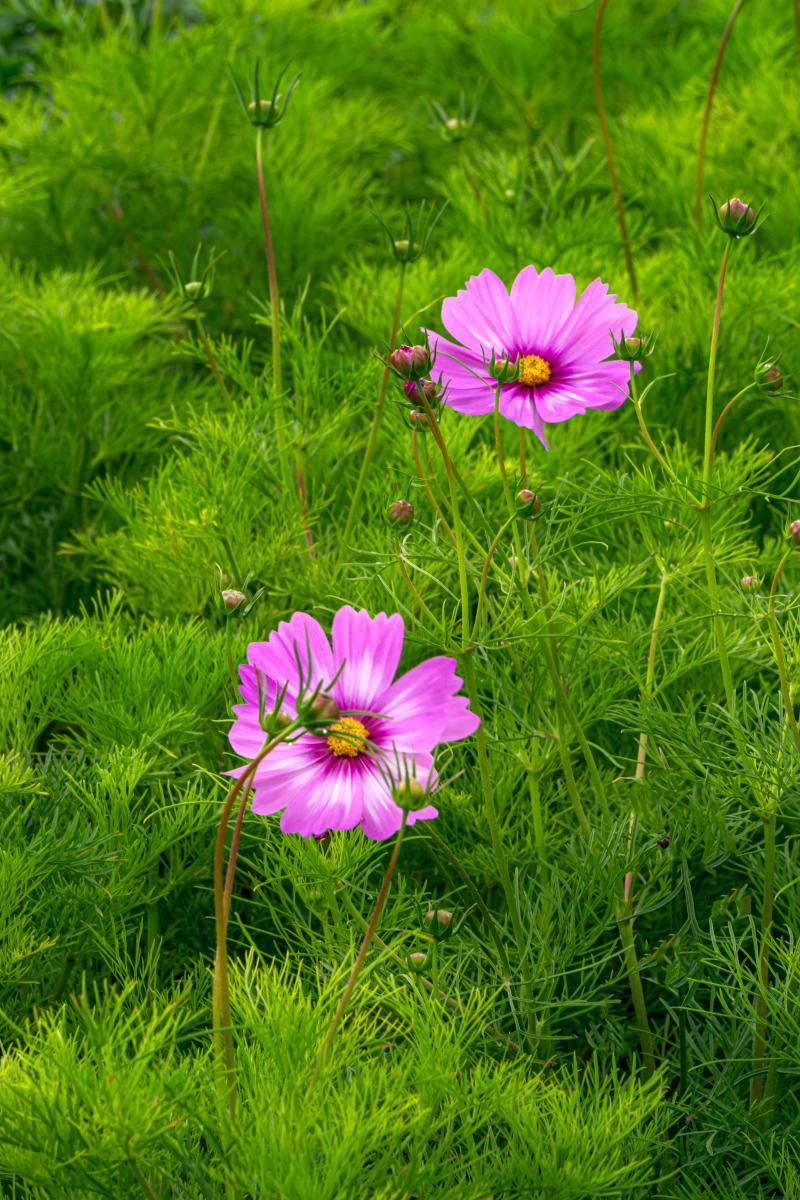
518, 354, 552, 386
326, 716, 369, 758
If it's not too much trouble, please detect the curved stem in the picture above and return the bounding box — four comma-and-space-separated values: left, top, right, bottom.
694, 0, 745, 232
471, 513, 518, 642
256, 128, 295, 502
592, 0, 637, 302
629, 368, 685, 491
617, 904, 656, 1076
411, 430, 456, 543
767, 552, 800, 755
194, 315, 230, 401
701, 242, 734, 709
709, 382, 756, 464
340, 263, 406, 555
634, 572, 670, 783
309, 811, 408, 1085
417, 393, 470, 642
750, 808, 777, 1108
395, 541, 447, 636
213, 727, 296, 1120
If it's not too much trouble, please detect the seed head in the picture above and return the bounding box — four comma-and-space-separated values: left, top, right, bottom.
388, 499, 414, 526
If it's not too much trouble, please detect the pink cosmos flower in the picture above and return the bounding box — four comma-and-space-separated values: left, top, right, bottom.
423, 266, 638, 447
228, 606, 479, 840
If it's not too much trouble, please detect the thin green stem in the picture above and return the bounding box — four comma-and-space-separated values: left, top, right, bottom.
750, 808, 777, 1108
592, 0, 637, 302
693, 0, 745, 232
701, 242, 734, 709
629, 368, 684, 491
339, 263, 406, 555
213, 728, 296, 1121
635, 572, 670, 783
617, 905, 656, 1077
255, 127, 293, 499
309, 811, 408, 1085
709, 382, 756, 464
493, 395, 594, 837
417, 393, 470, 641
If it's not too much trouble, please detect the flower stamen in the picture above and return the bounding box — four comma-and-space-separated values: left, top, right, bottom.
518, 354, 551, 386
327, 716, 370, 758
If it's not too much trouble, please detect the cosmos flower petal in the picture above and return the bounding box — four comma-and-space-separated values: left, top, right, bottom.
509, 266, 576, 351
246, 611, 335, 709
228, 702, 269, 757
278, 759, 365, 836
498, 383, 549, 445
441, 268, 515, 352
331, 607, 405, 711
552, 278, 637, 362
379, 657, 479, 750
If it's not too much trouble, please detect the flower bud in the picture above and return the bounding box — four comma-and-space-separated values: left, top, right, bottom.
248, 97, 278, 118
388, 499, 414, 526
790, 519, 800, 542
656, 836, 671, 850
221, 588, 247, 610
425, 909, 453, 930
518, 488, 541, 516
408, 409, 431, 431
613, 330, 656, 361
394, 777, 426, 810
404, 379, 437, 404
740, 575, 759, 589
264, 707, 294, 734
718, 196, 756, 236
408, 951, 428, 970
388, 344, 430, 379
300, 692, 340, 723
442, 116, 469, 142
755, 361, 783, 393
184, 280, 205, 300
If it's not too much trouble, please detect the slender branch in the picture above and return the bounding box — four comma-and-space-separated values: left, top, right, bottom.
617, 905, 656, 1076
694, 0, 745, 231
592, 0, 637, 301
709, 382, 756, 463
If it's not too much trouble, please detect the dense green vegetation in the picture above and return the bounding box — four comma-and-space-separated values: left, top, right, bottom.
2, 1, 800, 1195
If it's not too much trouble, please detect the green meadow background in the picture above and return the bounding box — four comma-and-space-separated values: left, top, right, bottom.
1, 1, 800, 1196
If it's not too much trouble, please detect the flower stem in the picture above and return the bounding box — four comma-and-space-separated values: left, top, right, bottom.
693, 0, 745, 232
750, 807, 777, 1109
255, 128, 295, 503
635, 571, 669, 782
629, 368, 684, 491
339, 263, 406, 556
309, 811, 408, 1085
493, 397, 593, 837
766, 552, 800, 755
617, 903, 656, 1076
592, 0, 637, 302
701, 242, 734, 709
213, 729, 295, 1121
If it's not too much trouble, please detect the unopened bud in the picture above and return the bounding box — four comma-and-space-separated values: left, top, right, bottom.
442, 116, 469, 142
248, 98, 277, 117
425, 909, 453, 930
718, 196, 756, 236
408, 951, 428, 969
304, 692, 340, 722
755, 362, 783, 393
741, 575, 759, 589
656, 836, 670, 850
265, 707, 294, 733
404, 379, 437, 403
408, 409, 431, 430
790, 519, 800, 542
518, 488, 541, 516
394, 777, 426, 810
184, 280, 204, 299
221, 588, 247, 610
388, 499, 414, 526
389, 344, 429, 379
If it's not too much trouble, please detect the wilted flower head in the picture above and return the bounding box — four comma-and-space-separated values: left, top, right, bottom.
228, 607, 478, 839
423, 266, 638, 447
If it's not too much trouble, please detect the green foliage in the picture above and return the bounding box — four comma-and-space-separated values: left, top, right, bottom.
1, 0, 800, 1195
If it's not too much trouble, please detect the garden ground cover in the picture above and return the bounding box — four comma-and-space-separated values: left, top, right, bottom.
1, 1, 800, 1196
